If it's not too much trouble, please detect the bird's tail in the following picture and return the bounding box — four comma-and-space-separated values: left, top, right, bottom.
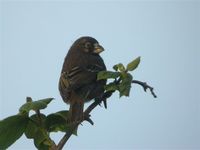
69, 92, 84, 123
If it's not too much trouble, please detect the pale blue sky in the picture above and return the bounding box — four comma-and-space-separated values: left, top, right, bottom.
0, 0, 200, 150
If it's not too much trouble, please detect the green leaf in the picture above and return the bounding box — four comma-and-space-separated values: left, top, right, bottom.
34, 129, 54, 150
119, 73, 133, 97
19, 98, 54, 114
46, 111, 78, 135
97, 71, 120, 80
33, 128, 49, 149
113, 65, 118, 71
37, 139, 52, 150
104, 83, 119, 92
25, 120, 38, 139
25, 115, 53, 149
0, 114, 29, 149
37, 144, 49, 150
25, 114, 46, 139
113, 63, 126, 72
30, 114, 46, 125
126, 56, 141, 71
46, 111, 68, 132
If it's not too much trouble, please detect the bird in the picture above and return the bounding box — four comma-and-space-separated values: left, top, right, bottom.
59, 36, 106, 123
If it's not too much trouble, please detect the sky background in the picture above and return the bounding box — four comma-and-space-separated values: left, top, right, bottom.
0, 0, 200, 150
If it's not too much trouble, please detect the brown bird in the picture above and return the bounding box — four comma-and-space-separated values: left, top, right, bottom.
59, 36, 106, 123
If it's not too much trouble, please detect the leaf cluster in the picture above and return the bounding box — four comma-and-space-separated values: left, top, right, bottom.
98, 56, 140, 97
0, 56, 141, 149
0, 97, 77, 150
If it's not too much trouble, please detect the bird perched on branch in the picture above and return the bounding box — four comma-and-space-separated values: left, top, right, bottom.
59, 36, 106, 123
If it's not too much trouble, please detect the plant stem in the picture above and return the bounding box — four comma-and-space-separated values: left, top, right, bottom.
132, 80, 157, 98
56, 123, 79, 150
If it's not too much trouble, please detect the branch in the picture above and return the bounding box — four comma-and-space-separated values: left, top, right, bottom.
56, 123, 79, 150
56, 80, 156, 150
132, 80, 157, 98
84, 91, 112, 115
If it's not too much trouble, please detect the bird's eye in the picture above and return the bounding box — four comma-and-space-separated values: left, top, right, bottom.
85, 42, 91, 49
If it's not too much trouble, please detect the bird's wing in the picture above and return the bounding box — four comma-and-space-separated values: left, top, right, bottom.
66, 64, 104, 89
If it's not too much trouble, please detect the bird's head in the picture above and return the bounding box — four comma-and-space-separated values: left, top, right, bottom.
72, 36, 104, 54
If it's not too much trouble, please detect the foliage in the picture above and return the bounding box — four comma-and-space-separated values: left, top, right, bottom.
98, 56, 140, 97
0, 57, 142, 149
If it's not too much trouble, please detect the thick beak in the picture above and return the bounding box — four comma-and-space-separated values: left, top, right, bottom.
93, 43, 104, 54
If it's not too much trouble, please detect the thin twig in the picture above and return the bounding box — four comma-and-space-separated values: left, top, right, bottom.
132, 80, 157, 98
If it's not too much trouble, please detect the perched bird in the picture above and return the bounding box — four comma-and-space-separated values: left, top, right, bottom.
59, 36, 106, 123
